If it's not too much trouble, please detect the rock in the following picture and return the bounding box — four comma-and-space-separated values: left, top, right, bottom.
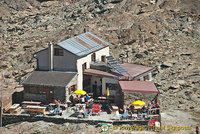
135, 54, 143, 58
103, 0, 123, 4
190, 94, 200, 103
143, 50, 148, 55
24, 68, 34, 74
160, 62, 173, 68
177, 80, 186, 86
168, 84, 180, 90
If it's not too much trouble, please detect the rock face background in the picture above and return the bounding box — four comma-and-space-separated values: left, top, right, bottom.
0, 0, 199, 110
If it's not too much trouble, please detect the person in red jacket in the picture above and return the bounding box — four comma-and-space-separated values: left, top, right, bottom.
196, 126, 199, 134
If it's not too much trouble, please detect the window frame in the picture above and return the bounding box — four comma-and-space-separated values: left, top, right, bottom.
54, 48, 64, 56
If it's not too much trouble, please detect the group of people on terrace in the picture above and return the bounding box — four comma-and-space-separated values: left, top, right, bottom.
69, 94, 92, 105
116, 100, 160, 120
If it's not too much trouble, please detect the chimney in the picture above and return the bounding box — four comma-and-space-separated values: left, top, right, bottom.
49, 42, 53, 71
125, 50, 129, 63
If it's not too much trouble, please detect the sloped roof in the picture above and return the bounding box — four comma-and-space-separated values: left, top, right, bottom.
120, 63, 155, 79
57, 32, 110, 57
119, 81, 158, 94
23, 71, 77, 87
84, 68, 122, 78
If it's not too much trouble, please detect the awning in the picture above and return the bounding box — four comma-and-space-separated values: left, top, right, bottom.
119, 81, 158, 94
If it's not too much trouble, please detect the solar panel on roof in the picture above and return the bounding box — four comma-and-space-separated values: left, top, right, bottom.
107, 59, 117, 63
106, 56, 129, 74
106, 56, 114, 59
108, 61, 118, 65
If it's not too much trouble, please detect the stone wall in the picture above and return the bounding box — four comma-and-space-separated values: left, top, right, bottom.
23, 93, 46, 102
54, 87, 66, 102
2, 114, 149, 126
123, 92, 157, 105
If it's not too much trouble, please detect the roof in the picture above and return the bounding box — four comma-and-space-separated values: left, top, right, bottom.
23, 71, 77, 87
56, 32, 110, 57
84, 68, 122, 78
120, 63, 154, 78
119, 81, 158, 94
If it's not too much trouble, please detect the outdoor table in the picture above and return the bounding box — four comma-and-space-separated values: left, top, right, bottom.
111, 106, 118, 114
98, 96, 106, 100
24, 105, 46, 115
75, 103, 86, 110
134, 105, 143, 109
49, 103, 65, 108
22, 101, 41, 108
75, 103, 86, 107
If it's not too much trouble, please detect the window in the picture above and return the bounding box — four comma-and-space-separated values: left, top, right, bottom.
101, 55, 106, 62
106, 83, 119, 91
144, 75, 149, 81
54, 48, 63, 56
82, 62, 87, 72
91, 53, 96, 62
69, 85, 77, 94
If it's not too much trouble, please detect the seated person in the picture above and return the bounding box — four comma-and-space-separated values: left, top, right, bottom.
142, 106, 146, 113
84, 95, 88, 104
148, 103, 151, 109
137, 109, 142, 114
156, 104, 160, 114
119, 108, 124, 114
53, 99, 58, 104
156, 104, 159, 108
69, 95, 74, 105
74, 95, 80, 104
151, 101, 155, 108
129, 105, 135, 114
86, 94, 91, 101
79, 106, 85, 118
81, 95, 85, 104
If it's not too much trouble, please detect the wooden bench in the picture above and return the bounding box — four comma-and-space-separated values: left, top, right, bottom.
22, 101, 42, 108
10, 104, 20, 114
24, 105, 46, 115
14, 107, 21, 114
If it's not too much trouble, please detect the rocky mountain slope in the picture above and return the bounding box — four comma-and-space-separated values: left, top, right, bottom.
0, 0, 199, 110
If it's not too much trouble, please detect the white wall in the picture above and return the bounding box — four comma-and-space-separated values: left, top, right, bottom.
77, 53, 92, 90
65, 74, 78, 101
102, 77, 118, 96
77, 46, 109, 90
95, 46, 109, 61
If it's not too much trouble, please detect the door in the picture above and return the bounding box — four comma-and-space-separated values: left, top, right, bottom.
82, 62, 87, 72
46, 87, 54, 103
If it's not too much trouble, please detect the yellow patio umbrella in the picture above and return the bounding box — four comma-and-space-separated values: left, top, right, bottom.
73, 90, 87, 95
132, 100, 146, 106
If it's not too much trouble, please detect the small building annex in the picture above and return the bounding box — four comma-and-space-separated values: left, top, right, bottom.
23, 32, 157, 104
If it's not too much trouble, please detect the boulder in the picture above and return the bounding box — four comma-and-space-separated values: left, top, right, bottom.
160, 62, 173, 68
190, 94, 200, 104
135, 53, 143, 58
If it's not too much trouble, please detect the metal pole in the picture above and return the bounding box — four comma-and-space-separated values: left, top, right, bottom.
0, 78, 3, 127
